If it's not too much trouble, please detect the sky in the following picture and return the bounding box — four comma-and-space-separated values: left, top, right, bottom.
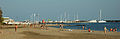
0, 0, 120, 21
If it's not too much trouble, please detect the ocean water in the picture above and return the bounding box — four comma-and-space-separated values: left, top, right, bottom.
49, 22, 120, 32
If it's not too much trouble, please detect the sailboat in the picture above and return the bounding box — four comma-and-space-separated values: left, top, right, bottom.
98, 9, 106, 23
88, 20, 97, 23
89, 9, 106, 23
74, 12, 80, 21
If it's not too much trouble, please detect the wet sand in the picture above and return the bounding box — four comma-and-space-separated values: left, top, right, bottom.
0, 25, 120, 39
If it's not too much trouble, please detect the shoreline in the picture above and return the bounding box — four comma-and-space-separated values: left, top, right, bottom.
0, 25, 120, 39
0, 24, 119, 32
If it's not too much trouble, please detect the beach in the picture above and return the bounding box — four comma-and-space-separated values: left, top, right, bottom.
0, 25, 120, 39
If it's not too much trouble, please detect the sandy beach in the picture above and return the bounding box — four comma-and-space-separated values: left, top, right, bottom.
0, 25, 120, 39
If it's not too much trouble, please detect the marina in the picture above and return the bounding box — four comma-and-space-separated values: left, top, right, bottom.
0, 0, 120, 39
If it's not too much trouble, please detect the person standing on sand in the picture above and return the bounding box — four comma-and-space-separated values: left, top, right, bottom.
85, 27, 87, 30
15, 24, 18, 32
82, 26, 84, 30
115, 28, 117, 32
104, 27, 107, 34
59, 24, 62, 30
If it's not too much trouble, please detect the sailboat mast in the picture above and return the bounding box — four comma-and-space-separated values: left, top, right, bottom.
77, 12, 78, 20
64, 12, 67, 21
38, 14, 40, 22
74, 13, 76, 20
60, 14, 63, 21
99, 9, 102, 21
68, 13, 69, 21
34, 13, 36, 24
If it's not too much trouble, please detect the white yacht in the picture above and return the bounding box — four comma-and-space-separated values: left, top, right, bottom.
88, 20, 97, 23
88, 9, 106, 23
98, 9, 106, 23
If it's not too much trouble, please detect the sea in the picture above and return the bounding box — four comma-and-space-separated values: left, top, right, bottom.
48, 22, 120, 32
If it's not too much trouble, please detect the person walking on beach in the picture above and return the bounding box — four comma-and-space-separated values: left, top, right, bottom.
30, 24, 33, 28
104, 27, 107, 34
41, 19, 48, 30
15, 24, 18, 32
59, 24, 64, 31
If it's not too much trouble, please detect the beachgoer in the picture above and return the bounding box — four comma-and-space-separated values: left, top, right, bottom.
82, 26, 84, 30
41, 24, 45, 29
15, 24, 18, 32
88, 28, 91, 32
62, 24, 64, 28
110, 28, 112, 32
104, 27, 107, 34
115, 28, 117, 32
42, 19, 45, 23
59, 24, 62, 30
113, 29, 115, 32
85, 27, 87, 30
42, 19, 47, 30
40, 25, 43, 29
30, 24, 32, 28
59, 24, 64, 31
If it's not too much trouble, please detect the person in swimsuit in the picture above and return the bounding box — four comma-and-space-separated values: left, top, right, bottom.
104, 27, 107, 34
82, 26, 84, 30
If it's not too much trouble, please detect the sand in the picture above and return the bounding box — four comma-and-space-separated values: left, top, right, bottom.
0, 25, 120, 39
